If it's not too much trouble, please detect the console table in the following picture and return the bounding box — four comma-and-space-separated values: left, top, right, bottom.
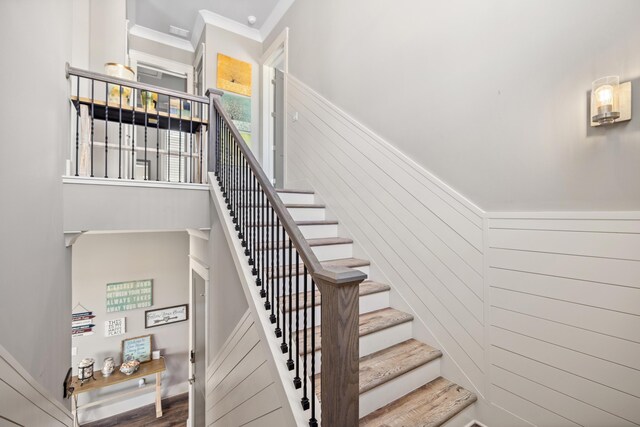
70, 358, 166, 427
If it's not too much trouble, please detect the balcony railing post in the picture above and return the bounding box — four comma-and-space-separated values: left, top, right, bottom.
315, 271, 365, 427
206, 89, 224, 176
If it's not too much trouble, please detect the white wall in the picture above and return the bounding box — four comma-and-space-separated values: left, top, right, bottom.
206, 310, 287, 427
283, 76, 640, 426
0, 0, 73, 405
71, 231, 190, 423
265, 0, 640, 211
205, 24, 262, 154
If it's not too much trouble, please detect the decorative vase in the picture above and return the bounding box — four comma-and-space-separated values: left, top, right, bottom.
77, 358, 95, 384
101, 357, 115, 377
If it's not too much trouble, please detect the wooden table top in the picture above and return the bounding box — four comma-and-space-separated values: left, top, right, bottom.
71, 358, 166, 395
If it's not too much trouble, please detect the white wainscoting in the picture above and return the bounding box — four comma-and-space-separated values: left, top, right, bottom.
205, 310, 287, 427
487, 213, 640, 427
286, 76, 486, 393
285, 75, 640, 426
0, 345, 72, 426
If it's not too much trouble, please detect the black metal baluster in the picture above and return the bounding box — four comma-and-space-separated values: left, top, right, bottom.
199, 104, 204, 184
269, 206, 276, 322
301, 265, 309, 410
287, 237, 294, 367
281, 226, 288, 352
189, 103, 193, 183
74, 76, 79, 176
90, 79, 94, 177
250, 175, 257, 273
104, 83, 108, 178
178, 98, 182, 182
309, 277, 317, 427
294, 251, 302, 388
156, 103, 160, 181
260, 191, 267, 300
131, 87, 135, 180
118, 83, 122, 179
167, 96, 171, 181
275, 218, 282, 338
144, 91, 148, 180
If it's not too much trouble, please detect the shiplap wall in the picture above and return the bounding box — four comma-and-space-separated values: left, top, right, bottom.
286, 76, 486, 392
205, 310, 287, 427
285, 76, 640, 426
0, 345, 72, 426
487, 213, 640, 426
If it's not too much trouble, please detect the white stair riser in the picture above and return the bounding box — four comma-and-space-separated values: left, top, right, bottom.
301, 320, 413, 374
277, 192, 316, 204
287, 207, 325, 221
250, 224, 338, 241
257, 244, 353, 266
270, 266, 370, 293
359, 358, 441, 418
286, 290, 390, 331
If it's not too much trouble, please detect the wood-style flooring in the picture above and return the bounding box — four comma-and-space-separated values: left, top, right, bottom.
82, 393, 188, 427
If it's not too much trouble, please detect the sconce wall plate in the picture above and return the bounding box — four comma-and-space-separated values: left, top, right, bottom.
591, 81, 632, 127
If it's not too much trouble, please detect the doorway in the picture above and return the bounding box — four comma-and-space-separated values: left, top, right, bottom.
189, 260, 209, 427
261, 28, 289, 187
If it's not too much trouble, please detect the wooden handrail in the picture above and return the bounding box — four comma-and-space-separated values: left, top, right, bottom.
66, 63, 209, 104
207, 90, 367, 286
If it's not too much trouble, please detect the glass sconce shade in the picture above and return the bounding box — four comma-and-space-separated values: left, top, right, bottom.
592, 76, 621, 124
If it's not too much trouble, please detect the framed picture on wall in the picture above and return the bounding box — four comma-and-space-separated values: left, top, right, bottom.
122, 334, 153, 363
145, 304, 189, 328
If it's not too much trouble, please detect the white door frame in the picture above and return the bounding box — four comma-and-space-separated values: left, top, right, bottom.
260, 28, 289, 185
194, 42, 206, 96
188, 252, 209, 427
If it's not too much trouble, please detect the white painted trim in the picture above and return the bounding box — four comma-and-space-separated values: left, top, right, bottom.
261, 28, 289, 184
197, 10, 262, 42
65, 232, 85, 247
188, 253, 210, 427
0, 344, 73, 425
62, 176, 208, 191
208, 175, 312, 426
187, 229, 210, 241
488, 211, 640, 219
128, 49, 194, 95
464, 420, 489, 427
260, 0, 295, 41
129, 24, 195, 53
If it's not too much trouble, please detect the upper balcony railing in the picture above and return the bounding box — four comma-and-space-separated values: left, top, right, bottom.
65, 64, 209, 184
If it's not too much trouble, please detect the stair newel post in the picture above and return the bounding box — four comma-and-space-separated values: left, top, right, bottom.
205, 89, 223, 177
314, 268, 366, 427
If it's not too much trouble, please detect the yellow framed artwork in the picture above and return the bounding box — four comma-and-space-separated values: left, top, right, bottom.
217, 53, 252, 96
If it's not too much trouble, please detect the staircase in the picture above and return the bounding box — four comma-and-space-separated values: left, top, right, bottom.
272, 188, 477, 426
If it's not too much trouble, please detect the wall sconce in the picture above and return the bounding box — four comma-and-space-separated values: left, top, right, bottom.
590, 76, 632, 127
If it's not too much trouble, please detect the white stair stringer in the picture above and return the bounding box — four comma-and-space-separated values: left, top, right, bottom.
209, 176, 319, 427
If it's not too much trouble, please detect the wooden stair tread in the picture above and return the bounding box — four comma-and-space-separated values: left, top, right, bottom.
257, 237, 352, 251
359, 377, 477, 427
298, 307, 413, 354
248, 219, 339, 227
314, 339, 442, 398
267, 257, 370, 279
282, 280, 390, 312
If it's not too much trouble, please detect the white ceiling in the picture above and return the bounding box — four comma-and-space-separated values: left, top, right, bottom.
127, 0, 281, 40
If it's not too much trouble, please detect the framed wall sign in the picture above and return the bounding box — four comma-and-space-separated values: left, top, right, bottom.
104, 318, 126, 337
145, 304, 188, 329
106, 279, 153, 313
122, 334, 152, 363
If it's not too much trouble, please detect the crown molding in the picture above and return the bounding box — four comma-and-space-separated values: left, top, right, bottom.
260, 0, 295, 41
197, 9, 262, 42
129, 24, 195, 53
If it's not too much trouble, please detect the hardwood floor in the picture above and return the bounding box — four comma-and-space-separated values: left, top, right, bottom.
83, 393, 188, 427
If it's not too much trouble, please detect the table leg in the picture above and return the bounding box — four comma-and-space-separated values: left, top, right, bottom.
71, 395, 78, 427
155, 372, 163, 418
